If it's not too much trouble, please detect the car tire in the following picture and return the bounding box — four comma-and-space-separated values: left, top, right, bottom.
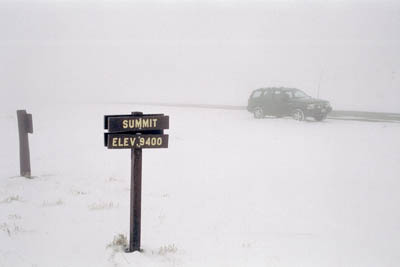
253, 107, 264, 119
292, 109, 305, 121
314, 114, 327, 121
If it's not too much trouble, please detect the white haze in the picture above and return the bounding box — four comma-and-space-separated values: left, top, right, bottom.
0, 0, 399, 112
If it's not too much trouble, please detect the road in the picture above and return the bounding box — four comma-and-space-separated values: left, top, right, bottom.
121, 102, 400, 123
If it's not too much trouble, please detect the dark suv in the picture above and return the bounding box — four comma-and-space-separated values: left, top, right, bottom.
247, 87, 332, 121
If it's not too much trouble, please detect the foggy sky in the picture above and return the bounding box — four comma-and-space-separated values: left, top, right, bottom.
1, 1, 399, 112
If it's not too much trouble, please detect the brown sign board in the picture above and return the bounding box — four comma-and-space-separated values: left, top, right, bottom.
105, 115, 169, 133
107, 134, 168, 149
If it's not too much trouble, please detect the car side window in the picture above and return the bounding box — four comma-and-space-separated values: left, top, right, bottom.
273, 90, 282, 98
273, 90, 289, 102
283, 91, 292, 99
252, 90, 263, 98
262, 89, 272, 98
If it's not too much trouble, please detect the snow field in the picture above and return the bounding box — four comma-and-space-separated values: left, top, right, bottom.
1, 103, 400, 267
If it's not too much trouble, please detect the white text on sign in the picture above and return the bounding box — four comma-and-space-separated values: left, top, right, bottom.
122, 118, 158, 130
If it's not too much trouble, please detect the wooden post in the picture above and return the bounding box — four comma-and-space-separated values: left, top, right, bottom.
128, 111, 143, 252
129, 148, 142, 252
17, 110, 33, 178
104, 111, 169, 252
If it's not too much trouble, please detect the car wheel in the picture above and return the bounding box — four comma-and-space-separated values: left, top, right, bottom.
292, 109, 305, 121
253, 107, 264, 119
314, 114, 327, 121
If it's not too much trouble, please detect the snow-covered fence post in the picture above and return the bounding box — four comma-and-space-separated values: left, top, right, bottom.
16, 110, 33, 178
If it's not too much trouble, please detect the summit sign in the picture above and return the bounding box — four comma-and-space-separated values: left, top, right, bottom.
104, 112, 169, 253
106, 115, 169, 132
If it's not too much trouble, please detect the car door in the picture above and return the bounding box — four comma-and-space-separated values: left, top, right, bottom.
270, 89, 284, 115
260, 89, 274, 115
271, 89, 292, 116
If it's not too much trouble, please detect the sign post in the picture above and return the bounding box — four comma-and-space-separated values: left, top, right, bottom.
17, 110, 33, 178
104, 112, 169, 252
130, 111, 143, 252
130, 147, 142, 252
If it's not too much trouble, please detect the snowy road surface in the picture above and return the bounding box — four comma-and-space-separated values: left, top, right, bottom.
1, 103, 400, 267
123, 102, 400, 123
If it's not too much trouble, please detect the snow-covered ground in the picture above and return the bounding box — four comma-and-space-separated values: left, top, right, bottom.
1, 103, 400, 267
